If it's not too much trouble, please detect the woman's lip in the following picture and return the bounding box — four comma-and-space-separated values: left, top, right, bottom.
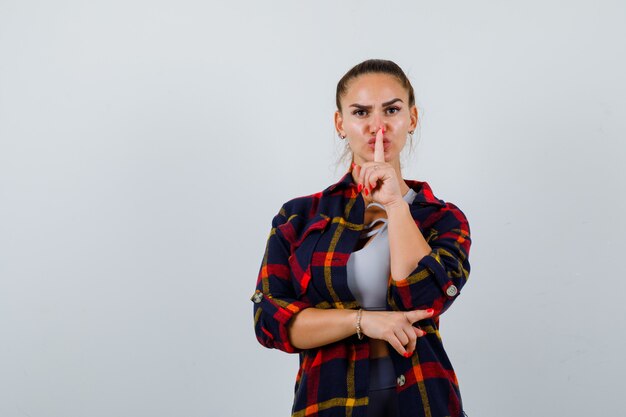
368, 142, 391, 150
368, 137, 389, 144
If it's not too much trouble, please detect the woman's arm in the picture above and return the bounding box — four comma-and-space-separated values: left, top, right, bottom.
287, 308, 357, 349
384, 199, 431, 281
386, 202, 471, 315
352, 129, 433, 283
287, 307, 432, 356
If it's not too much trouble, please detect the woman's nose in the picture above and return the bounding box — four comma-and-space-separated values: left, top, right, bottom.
370, 120, 385, 135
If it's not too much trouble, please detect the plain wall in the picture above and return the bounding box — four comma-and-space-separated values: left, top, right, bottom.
1, 0, 625, 416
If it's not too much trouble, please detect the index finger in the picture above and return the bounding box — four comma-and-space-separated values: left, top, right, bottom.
374, 126, 385, 163
405, 308, 435, 324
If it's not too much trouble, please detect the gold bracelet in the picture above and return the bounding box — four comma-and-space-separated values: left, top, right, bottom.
356, 308, 364, 340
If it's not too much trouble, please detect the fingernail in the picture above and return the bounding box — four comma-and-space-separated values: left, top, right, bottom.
421, 330, 427, 337
351, 162, 355, 169
382, 126, 385, 134
426, 308, 434, 314
357, 183, 363, 192
364, 188, 369, 196
403, 352, 411, 358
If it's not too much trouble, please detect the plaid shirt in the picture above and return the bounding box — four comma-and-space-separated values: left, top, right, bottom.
251, 170, 471, 417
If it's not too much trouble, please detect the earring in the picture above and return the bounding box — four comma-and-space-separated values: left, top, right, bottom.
338, 133, 346, 139
409, 130, 414, 135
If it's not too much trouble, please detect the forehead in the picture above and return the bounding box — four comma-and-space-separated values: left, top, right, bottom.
342, 73, 407, 102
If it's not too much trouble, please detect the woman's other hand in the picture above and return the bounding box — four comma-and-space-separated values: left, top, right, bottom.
360, 308, 434, 357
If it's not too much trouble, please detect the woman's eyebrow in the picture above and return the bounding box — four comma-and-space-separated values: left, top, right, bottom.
349, 98, 403, 110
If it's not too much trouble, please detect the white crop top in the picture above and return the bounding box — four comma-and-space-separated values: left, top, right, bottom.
346, 188, 418, 310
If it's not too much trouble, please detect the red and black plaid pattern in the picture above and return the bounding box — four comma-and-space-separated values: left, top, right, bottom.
252, 170, 471, 417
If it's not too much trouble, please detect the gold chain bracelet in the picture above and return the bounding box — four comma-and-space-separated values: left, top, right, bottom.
356, 308, 364, 340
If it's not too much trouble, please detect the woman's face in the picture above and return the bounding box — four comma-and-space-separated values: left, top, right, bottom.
335, 73, 418, 166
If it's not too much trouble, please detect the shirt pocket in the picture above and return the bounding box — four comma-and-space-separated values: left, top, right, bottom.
288, 214, 331, 297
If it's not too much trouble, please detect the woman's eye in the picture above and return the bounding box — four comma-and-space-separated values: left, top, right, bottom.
352, 107, 400, 117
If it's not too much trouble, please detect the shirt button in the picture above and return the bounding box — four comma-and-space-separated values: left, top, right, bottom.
397, 374, 406, 387
446, 285, 458, 297
252, 292, 264, 303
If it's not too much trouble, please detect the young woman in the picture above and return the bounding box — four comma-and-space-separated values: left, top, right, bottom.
251, 59, 471, 417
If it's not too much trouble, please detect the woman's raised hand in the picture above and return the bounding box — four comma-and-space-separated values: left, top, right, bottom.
360, 308, 434, 357
352, 126, 404, 208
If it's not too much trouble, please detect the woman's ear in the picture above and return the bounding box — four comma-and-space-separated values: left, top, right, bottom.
409, 105, 418, 131
334, 110, 344, 136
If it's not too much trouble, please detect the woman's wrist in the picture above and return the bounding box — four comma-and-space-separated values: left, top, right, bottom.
289, 308, 369, 349
384, 198, 409, 215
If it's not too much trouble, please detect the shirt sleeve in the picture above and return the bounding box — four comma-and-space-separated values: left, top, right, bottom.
387, 202, 471, 316
251, 206, 311, 354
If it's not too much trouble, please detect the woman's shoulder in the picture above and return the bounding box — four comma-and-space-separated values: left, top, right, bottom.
405, 178, 469, 223
406, 178, 465, 207
277, 173, 353, 219
268, 191, 331, 248
276, 191, 324, 220
404, 179, 470, 240
269, 175, 352, 243
404, 179, 446, 207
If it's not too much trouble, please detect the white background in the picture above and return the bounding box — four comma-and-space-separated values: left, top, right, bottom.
1, 1, 625, 416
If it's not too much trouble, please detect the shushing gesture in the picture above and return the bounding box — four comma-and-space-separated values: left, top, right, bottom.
353, 125, 405, 208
